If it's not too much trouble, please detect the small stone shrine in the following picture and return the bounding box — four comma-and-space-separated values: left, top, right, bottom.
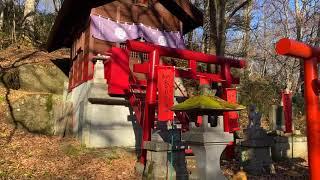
241, 105, 275, 175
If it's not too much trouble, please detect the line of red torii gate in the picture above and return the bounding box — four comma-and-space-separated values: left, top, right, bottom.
68, 37, 319, 178
107, 39, 320, 179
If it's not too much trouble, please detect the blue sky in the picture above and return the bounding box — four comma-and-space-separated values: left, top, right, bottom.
36, 0, 55, 13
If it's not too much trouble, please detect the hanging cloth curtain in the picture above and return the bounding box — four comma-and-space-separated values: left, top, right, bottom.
90, 15, 186, 49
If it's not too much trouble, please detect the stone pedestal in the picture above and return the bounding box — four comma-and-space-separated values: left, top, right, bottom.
65, 59, 141, 148
182, 116, 233, 180
144, 122, 188, 180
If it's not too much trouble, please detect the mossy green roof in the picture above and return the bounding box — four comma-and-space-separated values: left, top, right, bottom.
171, 95, 245, 112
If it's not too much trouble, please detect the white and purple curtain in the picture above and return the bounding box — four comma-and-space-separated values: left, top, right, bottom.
90, 15, 186, 49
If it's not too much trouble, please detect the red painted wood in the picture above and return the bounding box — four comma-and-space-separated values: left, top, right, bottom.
276, 38, 320, 60
276, 38, 320, 180
282, 91, 293, 133
304, 57, 320, 180
108, 48, 130, 95
225, 88, 240, 132
127, 40, 246, 68
140, 49, 160, 164
157, 66, 175, 121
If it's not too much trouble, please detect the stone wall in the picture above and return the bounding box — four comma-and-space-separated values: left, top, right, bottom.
272, 136, 308, 160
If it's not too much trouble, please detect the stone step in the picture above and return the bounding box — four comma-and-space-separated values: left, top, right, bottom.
88, 83, 128, 105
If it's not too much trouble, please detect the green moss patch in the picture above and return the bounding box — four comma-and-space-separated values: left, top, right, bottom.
46, 94, 53, 112
171, 95, 245, 111
60, 144, 86, 157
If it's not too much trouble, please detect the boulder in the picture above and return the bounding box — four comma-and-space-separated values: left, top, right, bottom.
18, 63, 67, 94
10, 93, 63, 135
1, 63, 67, 94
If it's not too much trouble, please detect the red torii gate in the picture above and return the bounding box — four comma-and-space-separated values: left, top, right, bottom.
125, 40, 246, 164
108, 40, 246, 164
276, 38, 320, 180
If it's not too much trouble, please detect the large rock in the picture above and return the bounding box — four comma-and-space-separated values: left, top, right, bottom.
0, 46, 69, 94
18, 63, 67, 94
1, 63, 67, 94
11, 93, 62, 135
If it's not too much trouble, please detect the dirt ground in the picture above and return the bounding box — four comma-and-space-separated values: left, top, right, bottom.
221, 158, 309, 179
0, 87, 140, 180
0, 125, 140, 180
0, 124, 140, 180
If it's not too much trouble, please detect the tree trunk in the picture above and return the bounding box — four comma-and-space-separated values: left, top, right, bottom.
187, 31, 194, 50
23, 0, 35, 39
215, 0, 227, 56
261, 3, 267, 77
202, 0, 210, 53
52, 0, 62, 13
208, 0, 217, 54
294, 0, 304, 94
0, 0, 3, 30
315, 18, 320, 47
242, 0, 252, 58
11, 4, 15, 43
0, 10, 3, 31
210, 0, 251, 56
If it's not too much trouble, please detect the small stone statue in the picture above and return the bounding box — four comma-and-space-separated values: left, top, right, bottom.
247, 105, 262, 129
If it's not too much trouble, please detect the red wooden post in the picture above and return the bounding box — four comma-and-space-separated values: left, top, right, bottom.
140, 49, 160, 164
282, 91, 293, 133
304, 57, 320, 180
221, 63, 232, 132
276, 38, 320, 180
189, 60, 197, 79
225, 88, 240, 131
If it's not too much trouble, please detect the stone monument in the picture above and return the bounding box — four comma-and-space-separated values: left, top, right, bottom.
241, 105, 275, 175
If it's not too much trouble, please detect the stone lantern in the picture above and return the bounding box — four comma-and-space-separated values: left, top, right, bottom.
171, 85, 245, 180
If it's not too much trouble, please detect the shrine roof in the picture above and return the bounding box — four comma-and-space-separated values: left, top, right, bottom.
46, 0, 203, 52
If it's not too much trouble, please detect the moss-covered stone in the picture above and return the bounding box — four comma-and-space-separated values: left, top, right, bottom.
18, 64, 67, 94
11, 93, 62, 135
171, 95, 245, 111
46, 94, 53, 112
